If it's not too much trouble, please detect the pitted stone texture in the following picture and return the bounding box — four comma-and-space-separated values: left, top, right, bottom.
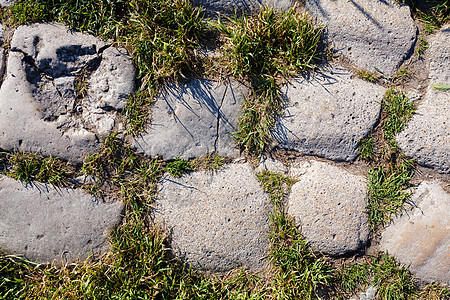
307, 0, 416, 75
396, 26, 450, 173
0, 0, 18, 7
274, 67, 384, 161
396, 88, 449, 173
0, 175, 124, 264
153, 163, 271, 272
0, 24, 3, 84
134, 79, 247, 160
379, 181, 450, 285
288, 160, 369, 256
429, 25, 450, 85
0, 23, 135, 163
191, 0, 293, 17
0, 48, 4, 85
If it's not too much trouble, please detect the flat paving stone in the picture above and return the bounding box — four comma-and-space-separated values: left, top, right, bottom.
0, 24, 3, 86
0, 175, 124, 264
153, 163, 271, 272
429, 25, 450, 85
191, 0, 293, 17
134, 78, 247, 160
396, 27, 450, 173
0, 23, 135, 163
307, 0, 417, 75
287, 160, 369, 256
379, 181, 450, 285
274, 66, 384, 161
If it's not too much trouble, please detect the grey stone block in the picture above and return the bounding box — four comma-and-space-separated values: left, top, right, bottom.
153, 163, 271, 272
0, 0, 18, 7
307, 0, 417, 75
134, 78, 247, 160
0, 175, 124, 264
0, 23, 135, 163
379, 181, 450, 285
396, 88, 449, 173
287, 160, 369, 256
274, 66, 384, 161
429, 25, 450, 85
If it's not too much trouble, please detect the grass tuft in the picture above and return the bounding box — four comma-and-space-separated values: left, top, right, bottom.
339, 253, 416, 299
416, 35, 429, 59
359, 88, 417, 231
217, 7, 322, 79
382, 88, 417, 147
413, 0, 449, 33
165, 158, 192, 177
6, 152, 71, 186
358, 134, 376, 161
356, 69, 379, 83
215, 6, 322, 156
366, 160, 414, 230
257, 171, 333, 299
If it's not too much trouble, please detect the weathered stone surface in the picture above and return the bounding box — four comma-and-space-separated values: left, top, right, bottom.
307, 0, 416, 75
429, 25, 450, 85
256, 155, 287, 174
191, 0, 293, 17
274, 66, 384, 161
0, 175, 124, 264
396, 88, 449, 173
287, 160, 369, 256
0, 23, 135, 163
0, 24, 3, 85
397, 29, 450, 173
379, 181, 450, 285
0, 0, 18, 7
153, 163, 271, 272
134, 78, 247, 160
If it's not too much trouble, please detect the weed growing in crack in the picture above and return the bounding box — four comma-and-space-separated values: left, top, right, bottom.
338, 253, 416, 299
191, 152, 227, 172
121, 0, 209, 87
359, 88, 417, 230
0, 0, 128, 38
6, 152, 72, 186
382, 88, 417, 148
165, 158, 192, 177
358, 134, 376, 161
217, 7, 323, 79
416, 35, 429, 59
411, 0, 449, 33
234, 76, 282, 155
257, 171, 333, 299
81, 133, 138, 197
356, 69, 379, 83
366, 160, 414, 230
215, 6, 323, 157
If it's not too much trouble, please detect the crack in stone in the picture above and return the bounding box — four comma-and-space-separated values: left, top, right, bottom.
214, 81, 228, 153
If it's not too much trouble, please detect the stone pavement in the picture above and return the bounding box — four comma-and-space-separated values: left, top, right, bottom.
0, 0, 449, 289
